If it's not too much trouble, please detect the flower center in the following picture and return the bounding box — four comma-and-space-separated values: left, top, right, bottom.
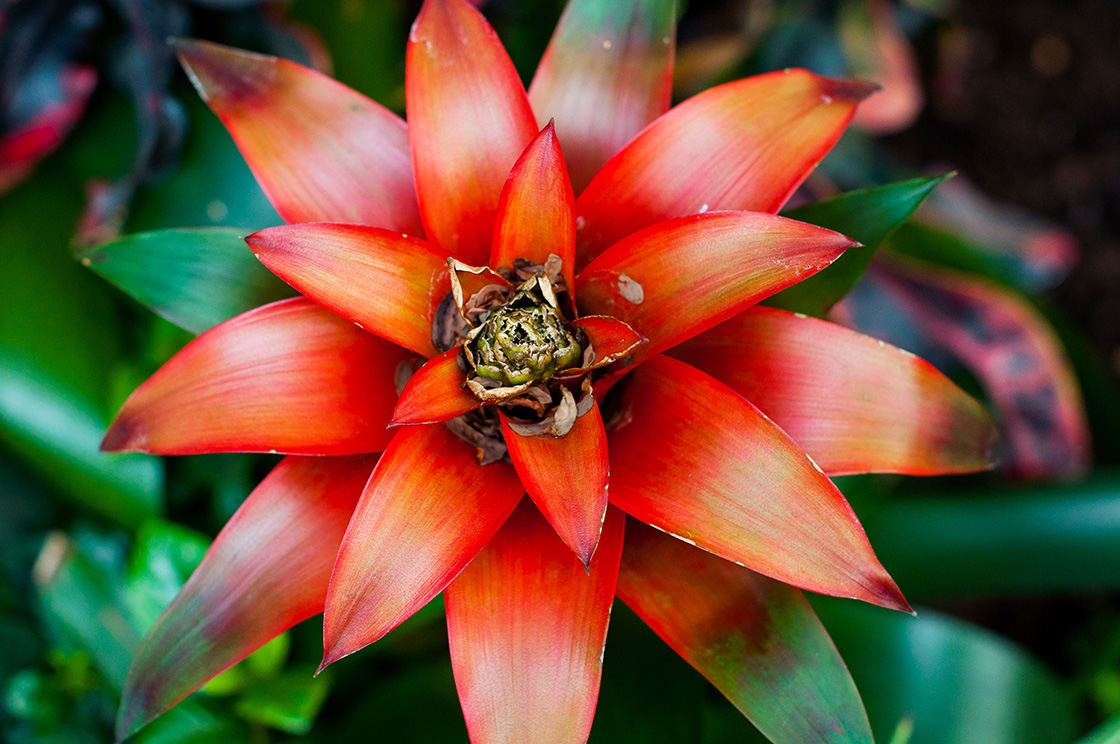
469, 301, 582, 386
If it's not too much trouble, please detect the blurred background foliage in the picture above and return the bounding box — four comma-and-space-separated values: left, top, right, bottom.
1, 0, 1119, 742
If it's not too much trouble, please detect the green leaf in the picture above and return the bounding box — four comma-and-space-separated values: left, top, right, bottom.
0, 360, 161, 527
865, 472, 1120, 599
133, 697, 246, 744
126, 96, 280, 233
233, 668, 331, 735
769, 174, 952, 316
33, 533, 140, 691
815, 600, 1076, 744
243, 633, 290, 679
1078, 715, 1120, 744
885, 221, 1026, 289
125, 520, 210, 631
78, 228, 292, 335
0, 126, 162, 527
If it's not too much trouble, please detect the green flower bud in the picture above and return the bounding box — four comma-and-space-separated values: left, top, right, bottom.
469, 302, 582, 386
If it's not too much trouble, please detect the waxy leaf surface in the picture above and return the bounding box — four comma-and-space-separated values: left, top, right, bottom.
574, 69, 874, 267
248, 223, 449, 357
672, 306, 997, 475
528, 0, 676, 192
446, 502, 624, 744
322, 424, 524, 667
102, 298, 410, 455
501, 402, 611, 566
117, 455, 375, 739
174, 40, 420, 232
606, 355, 908, 612
490, 123, 577, 291
391, 348, 481, 426
406, 0, 538, 264
576, 211, 854, 366
618, 521, 873, 744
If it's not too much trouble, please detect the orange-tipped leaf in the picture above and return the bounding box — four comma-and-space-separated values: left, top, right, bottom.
174, 39, 421, 232
102, 298, 411, 455
574, 69, 876, 268
116, 455, 375, 740
406, 0, 539, 264
606, 355, 910, 612
490, 123, 577, 290
247, 223, 449, 357
576, 211, 855, 366
445, 502, 624, 744
321, 424, 524, 668
391, 348, 481, 426
671, 306, 999, 476
500, 401, 611, 566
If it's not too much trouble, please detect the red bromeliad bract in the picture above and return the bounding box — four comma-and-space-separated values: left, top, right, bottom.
103, 1, 999, 741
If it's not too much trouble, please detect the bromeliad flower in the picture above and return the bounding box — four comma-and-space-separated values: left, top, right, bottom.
100, 0, 998, 741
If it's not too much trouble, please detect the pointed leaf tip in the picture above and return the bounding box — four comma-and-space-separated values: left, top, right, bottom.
817, 75, 882, 103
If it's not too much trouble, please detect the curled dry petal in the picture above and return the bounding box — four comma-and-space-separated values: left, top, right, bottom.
322, 424, 524, 668
117, 455, 376, 740
247, 223, 449, 357
618, 521, 874, 744
671, 306, 999, 476
173, 39, 421, 232
574, 69, 876, 269
445, 501, 625, 744
407, 0, 539, 264
101, 298, 411, 455
448, 258, 514, 323
500, 398, 611, 566
606, 355, 910, 612
576, 211, 856, 366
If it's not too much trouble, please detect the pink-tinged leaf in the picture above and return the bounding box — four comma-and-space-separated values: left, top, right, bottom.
406, 0, 539, 264
618, 521, 873, 744
500, 401, 610, 566
574, 69, 875, 269
606, 355, 909, 612
247, 223, 449, 357
671, 305, 998, 476
916, 176, 1079, 291
173, 39, 421, 233
391, 348, 481, 426
528, 0, 676, 192
490, 123, 577, 291
844, 258, 1090, 481
575, 211, 854, 366
322, 424, 524, 667
445, 501, 624, 744
841, 0, 923, 135
116, 455, 375, 740
0, 65, 97, 195
101, 298, 411, 455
